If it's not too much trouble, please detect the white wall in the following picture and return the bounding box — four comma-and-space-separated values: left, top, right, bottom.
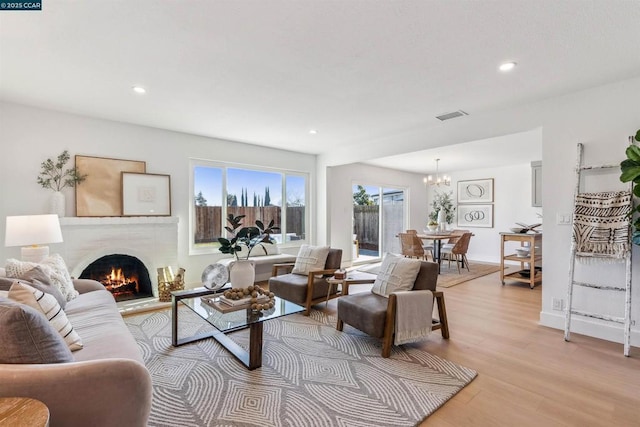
0, 102, 317, 284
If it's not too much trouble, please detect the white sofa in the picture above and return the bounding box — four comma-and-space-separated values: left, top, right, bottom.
217, 243, 296, 282
0, 271, 152, 427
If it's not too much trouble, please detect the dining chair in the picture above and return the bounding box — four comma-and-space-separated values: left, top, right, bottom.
406, 229, 434, 261
441, 232, 472, 273
399, 232, 430, 261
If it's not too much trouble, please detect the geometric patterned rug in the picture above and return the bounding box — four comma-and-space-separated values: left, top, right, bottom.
124, 307, 477, 427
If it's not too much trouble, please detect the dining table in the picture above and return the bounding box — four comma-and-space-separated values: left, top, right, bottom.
417, 232, 454, 273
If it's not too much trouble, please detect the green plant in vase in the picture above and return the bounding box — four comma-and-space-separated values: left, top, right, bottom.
619, 128, 640, 244
429, 190, 456, 225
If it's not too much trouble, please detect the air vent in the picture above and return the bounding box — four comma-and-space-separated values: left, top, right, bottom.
435, 110, 469, 121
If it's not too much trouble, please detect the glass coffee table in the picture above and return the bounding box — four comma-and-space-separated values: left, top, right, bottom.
171, 287, 304, 370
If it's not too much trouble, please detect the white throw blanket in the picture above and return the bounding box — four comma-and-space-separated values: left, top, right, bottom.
394, 290, 433, 345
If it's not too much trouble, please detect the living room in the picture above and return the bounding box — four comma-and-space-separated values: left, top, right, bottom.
2, 1, 640, 426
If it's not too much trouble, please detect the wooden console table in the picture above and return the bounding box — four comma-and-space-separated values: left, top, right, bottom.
500, 232, 542, 289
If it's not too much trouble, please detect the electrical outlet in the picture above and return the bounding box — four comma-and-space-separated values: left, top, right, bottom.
552, 297, 564, 311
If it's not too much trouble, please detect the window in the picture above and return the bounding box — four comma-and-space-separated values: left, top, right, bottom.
190, 160, 308, 254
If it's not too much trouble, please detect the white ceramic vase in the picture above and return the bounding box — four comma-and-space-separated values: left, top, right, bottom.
437, 210, 446, 231
228, 259, 255, 288
49, 191, 65, 218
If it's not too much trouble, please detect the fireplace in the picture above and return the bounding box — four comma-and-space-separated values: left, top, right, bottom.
58, 216, 179, 306
80, 254, 153, 302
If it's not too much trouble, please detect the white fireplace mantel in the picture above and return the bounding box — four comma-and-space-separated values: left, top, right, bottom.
58, 216, 179, 298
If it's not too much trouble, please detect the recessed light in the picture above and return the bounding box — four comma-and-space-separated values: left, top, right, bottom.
309, 129, 318, 135
499, 62, 517, 72
132, 86, 146, 94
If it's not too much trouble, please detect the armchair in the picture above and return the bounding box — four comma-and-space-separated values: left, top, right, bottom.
269, 248, 342, 315
336, 260, 449, 357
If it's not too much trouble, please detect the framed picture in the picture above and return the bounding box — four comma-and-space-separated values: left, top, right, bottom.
122, 172, 171, 216
457, 178, 494, 203
75, 155, 146, 217
457, 204, 493, 228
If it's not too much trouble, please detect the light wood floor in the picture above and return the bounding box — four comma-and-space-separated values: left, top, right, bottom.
320, 270, 640, 427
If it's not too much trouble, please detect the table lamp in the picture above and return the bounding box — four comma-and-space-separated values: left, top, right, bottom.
5, 214, 63, 263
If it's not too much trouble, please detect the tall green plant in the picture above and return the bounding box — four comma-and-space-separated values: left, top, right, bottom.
619, 129, 640, 244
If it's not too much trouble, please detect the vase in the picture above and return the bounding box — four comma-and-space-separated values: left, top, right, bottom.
228, 259, 255, 288
49, 191, 65, 217
437, 210, 446, 231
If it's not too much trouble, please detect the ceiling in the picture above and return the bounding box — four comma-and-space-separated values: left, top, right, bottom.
1, 1, 640, 174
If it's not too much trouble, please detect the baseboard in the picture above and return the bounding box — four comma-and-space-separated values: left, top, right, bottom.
539, 310, 640, 346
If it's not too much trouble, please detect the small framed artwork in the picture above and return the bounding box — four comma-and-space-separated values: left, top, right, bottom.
457, 178, 494, 203
457, 204, 493, 228
122, 172, 171, 216
75, 155, 146, 217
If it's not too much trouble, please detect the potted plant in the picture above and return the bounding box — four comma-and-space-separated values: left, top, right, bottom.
37, 150, 86, 217
619, 128, 640, 244
427, 219, 438, 231
429, 190, 456, 229
218, 214, 280, 286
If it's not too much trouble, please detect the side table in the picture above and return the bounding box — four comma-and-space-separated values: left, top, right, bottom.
326, 271, 377, 305
0, 397, 49, 427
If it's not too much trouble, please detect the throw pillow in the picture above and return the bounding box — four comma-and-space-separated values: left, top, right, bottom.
0, 298, 74, 364
0, 275, 67, 310
371, 253, 422, 298
19, 266, 67, 309
6, 253, 79, 302
291, 245, 330, 275
9, 282, 83, 351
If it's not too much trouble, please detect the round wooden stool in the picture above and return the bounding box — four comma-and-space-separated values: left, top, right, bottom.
0, 397, 49, 427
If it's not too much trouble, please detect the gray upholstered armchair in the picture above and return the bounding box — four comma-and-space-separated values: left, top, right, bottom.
336, 260, 449, 357
269, 248, 342, 315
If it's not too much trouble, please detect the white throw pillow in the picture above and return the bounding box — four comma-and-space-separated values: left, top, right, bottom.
9, 282, 83, 351
5, 254, 78, 301
292, 245, 330, 275
371, 253, 422, 298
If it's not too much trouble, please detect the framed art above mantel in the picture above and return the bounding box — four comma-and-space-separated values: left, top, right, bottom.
121, 172, 171, 216
75, 155, 146, 217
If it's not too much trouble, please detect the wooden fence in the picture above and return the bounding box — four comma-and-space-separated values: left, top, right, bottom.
195, 206, 304, 243
353, 204, 404, 252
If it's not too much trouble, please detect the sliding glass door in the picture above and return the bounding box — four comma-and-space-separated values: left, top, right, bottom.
352, 184, 405, 263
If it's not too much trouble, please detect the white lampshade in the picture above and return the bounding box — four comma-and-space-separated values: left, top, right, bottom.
5, 214, 63, 262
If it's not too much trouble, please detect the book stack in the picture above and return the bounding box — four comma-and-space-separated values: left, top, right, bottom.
219, 294, 270, 307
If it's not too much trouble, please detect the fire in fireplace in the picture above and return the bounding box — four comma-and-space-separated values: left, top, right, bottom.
80, 254, 153, 302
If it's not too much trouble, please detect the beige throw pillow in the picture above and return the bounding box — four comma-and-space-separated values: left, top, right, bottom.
292, 245, 330, 275
9, 282, 83, 351
371, 253, 422, 298
6, 253, 78, 301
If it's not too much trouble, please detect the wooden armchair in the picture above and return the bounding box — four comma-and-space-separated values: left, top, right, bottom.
269, 248, 343, 315
336, 261, 449, 357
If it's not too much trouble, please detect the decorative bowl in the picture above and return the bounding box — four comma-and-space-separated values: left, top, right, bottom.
514, 248, 530, 257
510, 227, 526, 233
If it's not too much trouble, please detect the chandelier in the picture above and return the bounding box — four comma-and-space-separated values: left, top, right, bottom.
424, 158, 450, 186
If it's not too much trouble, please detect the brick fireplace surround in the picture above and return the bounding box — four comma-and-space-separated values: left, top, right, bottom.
58, 216, 179, 311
